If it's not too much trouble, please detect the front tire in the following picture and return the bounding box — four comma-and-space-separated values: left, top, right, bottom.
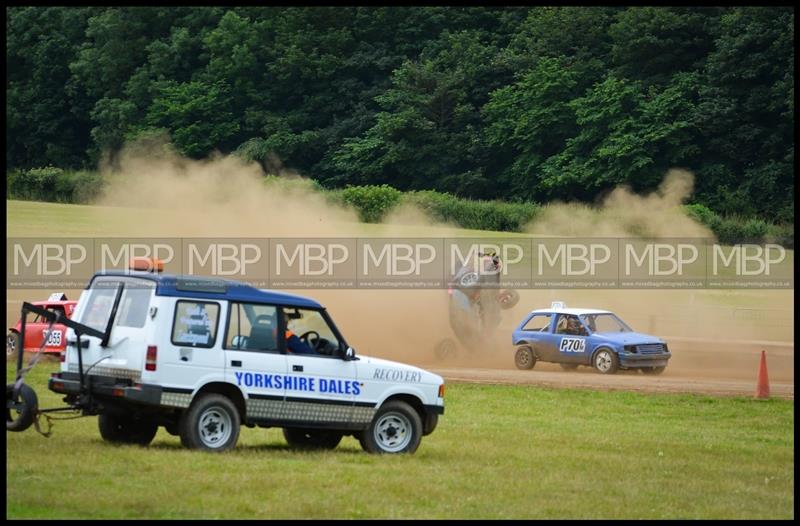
283, 428, 343, 450
641, 366, 666, 375
98, 412, 158, 445
515, 346, 536, 370
179, 394, 240, 452
593, 348, 619, 375
361, 401, 422, 454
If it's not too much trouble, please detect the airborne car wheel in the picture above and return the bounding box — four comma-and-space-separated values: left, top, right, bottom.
497, 290, 520, 310
179, 394, 240, 452
361, 401, 422, 454
514, 345, 536, 370
434, 338, 458, 361
593, 348, 619, 375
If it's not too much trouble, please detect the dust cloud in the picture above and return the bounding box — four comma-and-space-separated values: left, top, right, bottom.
83, 145, 794, 381
526, 169, 712, 238
93, 142, 458, 367
96, 142, 357, 237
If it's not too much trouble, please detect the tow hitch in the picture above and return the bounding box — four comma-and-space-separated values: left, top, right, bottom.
7, 300, 114, 435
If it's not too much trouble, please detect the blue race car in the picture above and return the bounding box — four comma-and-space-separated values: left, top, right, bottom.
511, 302, 671, 375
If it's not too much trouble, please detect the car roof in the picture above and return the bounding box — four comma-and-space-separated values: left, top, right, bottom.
529, 308, 613, 316
89, 271, 323, 309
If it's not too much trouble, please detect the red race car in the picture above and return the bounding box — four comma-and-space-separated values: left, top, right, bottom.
7, 293, 77, 358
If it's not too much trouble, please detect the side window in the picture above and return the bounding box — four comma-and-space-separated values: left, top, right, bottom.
79, 285, 119, 331
523, 314, 553, 332
116, 286, 153, 328
557, 315, 587, 336
172, 301, 220, 348
225, 303, 279, 353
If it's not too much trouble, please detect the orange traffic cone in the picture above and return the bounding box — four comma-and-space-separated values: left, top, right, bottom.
755, 350, 770, 399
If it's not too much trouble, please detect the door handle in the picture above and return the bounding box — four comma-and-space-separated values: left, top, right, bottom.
231, 360, 242, 367
292, 364, 303, 372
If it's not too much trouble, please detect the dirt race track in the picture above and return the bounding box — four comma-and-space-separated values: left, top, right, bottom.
422, 339, 795, 399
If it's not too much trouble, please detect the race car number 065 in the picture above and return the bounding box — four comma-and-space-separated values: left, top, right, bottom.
44, 330, 62, 347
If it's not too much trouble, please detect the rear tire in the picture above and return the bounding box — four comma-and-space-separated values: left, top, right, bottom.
361, 401, 422, 454
283, 428, 343, 450
515, 346, 536, 370
6, 383, 38, 432
179, 394, 240, 452
98, 412, 158, 445
641, 366, 666, 375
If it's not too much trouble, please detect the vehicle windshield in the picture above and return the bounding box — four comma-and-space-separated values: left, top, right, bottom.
579, 313, 633, 333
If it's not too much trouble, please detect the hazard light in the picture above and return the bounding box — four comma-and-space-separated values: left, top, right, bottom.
129, 257, 164, 273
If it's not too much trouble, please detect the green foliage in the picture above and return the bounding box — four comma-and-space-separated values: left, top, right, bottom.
4, 6, 794, 223
609, 7, 718, 85
7, 167, 105, 203
8, 167, 63, 201
333, 29, 508, 197
684, 203, 721, 228
483, 57, 581, 199
146, 80, 240, 157
332, 185, 540, 232
403, 190, 539, 232
339, 184, 403, 223
683, 203, 793, 247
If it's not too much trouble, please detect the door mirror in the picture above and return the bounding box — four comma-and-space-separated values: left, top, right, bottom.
344, 346, 356, 360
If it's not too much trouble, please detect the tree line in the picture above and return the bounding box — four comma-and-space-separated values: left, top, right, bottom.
6, 6, 794, 222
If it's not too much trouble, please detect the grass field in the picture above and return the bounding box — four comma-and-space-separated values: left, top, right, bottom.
6, 361, 794, 519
